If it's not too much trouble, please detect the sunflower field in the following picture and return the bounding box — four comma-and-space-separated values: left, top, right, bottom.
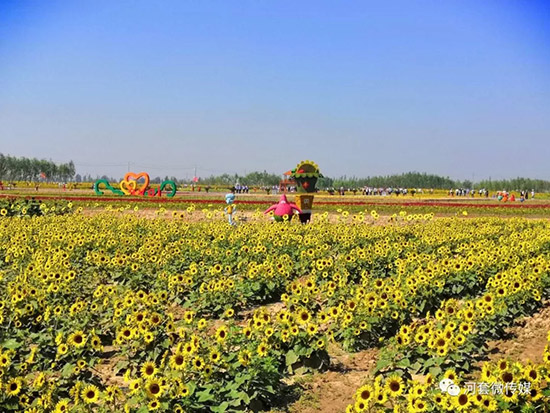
0, 207, 549, 412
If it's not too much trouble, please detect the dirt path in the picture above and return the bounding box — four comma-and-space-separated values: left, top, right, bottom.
93, 345, 127, 387
270, 345, 378, 413
484, 301, 550, 365
80, 207, 404, 226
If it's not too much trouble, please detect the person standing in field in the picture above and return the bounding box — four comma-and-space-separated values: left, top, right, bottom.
224, 191, 237, 225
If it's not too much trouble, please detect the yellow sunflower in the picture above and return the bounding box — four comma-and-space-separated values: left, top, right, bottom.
81, 384, 100, 404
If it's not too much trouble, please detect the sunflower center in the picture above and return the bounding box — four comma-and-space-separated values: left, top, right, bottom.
502, 372, 513, 383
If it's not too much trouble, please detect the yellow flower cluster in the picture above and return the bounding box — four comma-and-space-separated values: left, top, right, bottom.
347, 328, 550, 412
0, 211, 549, 412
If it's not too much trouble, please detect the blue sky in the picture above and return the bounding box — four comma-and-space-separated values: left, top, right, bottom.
1, 0, 549, 180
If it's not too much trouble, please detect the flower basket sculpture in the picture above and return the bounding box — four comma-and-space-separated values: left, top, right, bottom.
290, 160, 322, 223
291, 160, 322, 193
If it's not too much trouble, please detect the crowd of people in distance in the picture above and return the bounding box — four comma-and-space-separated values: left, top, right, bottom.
319, 186, 538, 201
326, 187, 427, 196
259, 185, 298, 194
362, 187, 421, 196
233, 184, 250, 193
445, 188, 536, 201
449, 188, 488, 197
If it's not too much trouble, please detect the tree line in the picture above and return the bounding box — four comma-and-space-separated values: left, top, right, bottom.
476, 177, 550, 193
319, 172, 457, 190
320, 172, 550, 192
0, 154, 75, 182
1, 153, 548, 191
198, 171, 281, 187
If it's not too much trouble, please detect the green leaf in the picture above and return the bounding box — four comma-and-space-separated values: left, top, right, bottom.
228, 398, 242, 407
1, 339, 21, 350
196, 390, 215, 403
433, 357, 445, 366
61, 363, 75, 378
239, 391, 250, 404
234, 375, 247, 386
429, 366, 442, 378
187, 381, 196, 396
376, 357, 392, 371
114, 360, 129, 374
226, 382, 240, 392
410, 361, 423, 371
286, 350, 299, 366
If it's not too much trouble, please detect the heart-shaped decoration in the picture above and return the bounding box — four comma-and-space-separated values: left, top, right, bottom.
119, 179, 137, 195
124, 172, 150, 195
302, 181, 309, 189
